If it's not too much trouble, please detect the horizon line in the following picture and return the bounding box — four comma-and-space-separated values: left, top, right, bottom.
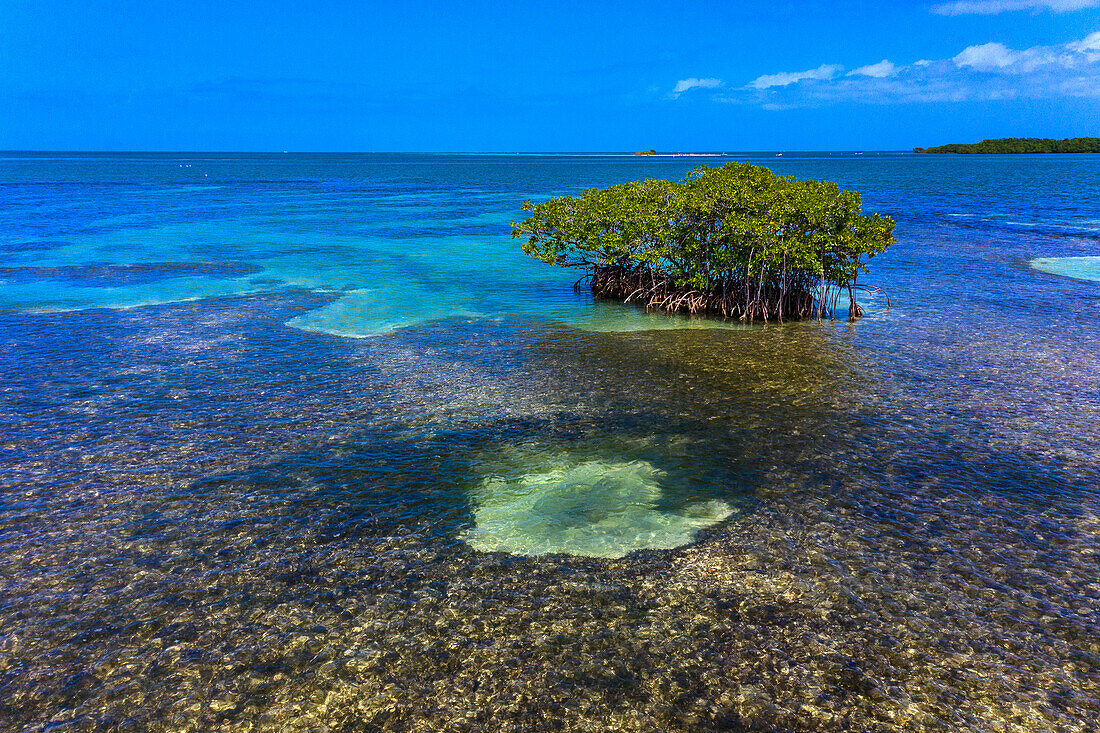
0, 149, 914, 156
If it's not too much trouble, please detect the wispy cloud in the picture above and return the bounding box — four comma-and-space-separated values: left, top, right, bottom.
749, 64, 843, 90
932, 0, 1100, 15
953, 42, 1027, 69
671, 77, 722, 97
702, 31, 1100, 108
1068, 30, 1100, 61
848, 60, 898, 78
953, 40, 1079, 72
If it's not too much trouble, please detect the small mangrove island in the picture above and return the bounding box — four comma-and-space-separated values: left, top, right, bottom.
915, 137, 1100, 154
513, 162, 896, 322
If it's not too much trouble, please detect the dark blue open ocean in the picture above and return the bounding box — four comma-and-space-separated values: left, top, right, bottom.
1, 152, 1098, 731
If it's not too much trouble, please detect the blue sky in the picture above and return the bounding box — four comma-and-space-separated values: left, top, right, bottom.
1, 0, 1097, 151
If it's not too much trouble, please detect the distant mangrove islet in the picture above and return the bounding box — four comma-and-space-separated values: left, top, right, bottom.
513, 162, 896, 322
915, 137, 1100, 154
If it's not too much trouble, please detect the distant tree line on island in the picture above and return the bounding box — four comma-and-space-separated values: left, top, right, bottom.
634, 149, 657, 156
513, 163, 895, 322
915, 137, 1100, 154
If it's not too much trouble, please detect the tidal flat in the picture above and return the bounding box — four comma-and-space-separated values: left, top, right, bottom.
1, 152, 1098, 731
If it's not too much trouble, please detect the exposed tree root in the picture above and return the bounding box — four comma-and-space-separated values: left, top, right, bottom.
582, 264, 887, 322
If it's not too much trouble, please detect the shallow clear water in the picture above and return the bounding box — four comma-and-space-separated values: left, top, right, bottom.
1032, 256, 1100, 283
1, 152, 1098, 731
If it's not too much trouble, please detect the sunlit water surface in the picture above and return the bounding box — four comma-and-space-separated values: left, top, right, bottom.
1, 152, 1098, 731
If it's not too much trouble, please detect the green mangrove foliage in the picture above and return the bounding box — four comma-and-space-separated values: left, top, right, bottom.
512, 162, 896, 321
915, 137, 1100, 154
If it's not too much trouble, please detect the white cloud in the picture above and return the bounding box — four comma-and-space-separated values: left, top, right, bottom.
1068, 30, 1100, 62
724, 30, 1100, 108
750, 64, 843, 90
932, 0, 1100, 15
954, 40, 1084, 72
1057, 74, 1100, 95
954, 42, 1021, 69
848, 60, 898, 78
671, 77, 722, 97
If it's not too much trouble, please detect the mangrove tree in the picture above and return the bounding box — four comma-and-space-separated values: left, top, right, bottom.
512, 162, 896, 322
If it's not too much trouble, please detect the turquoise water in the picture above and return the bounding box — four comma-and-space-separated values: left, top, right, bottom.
461, 440, 736, 558
0, 156, 752, 333
1031, 255, 1100, 283
1, 152, 1098, 731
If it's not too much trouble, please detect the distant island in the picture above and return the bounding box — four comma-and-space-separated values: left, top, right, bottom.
915, 137, 1100, 154
632, 150, 724, 157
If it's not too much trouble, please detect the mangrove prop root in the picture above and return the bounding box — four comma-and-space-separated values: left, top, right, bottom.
576, 264, 887, 322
